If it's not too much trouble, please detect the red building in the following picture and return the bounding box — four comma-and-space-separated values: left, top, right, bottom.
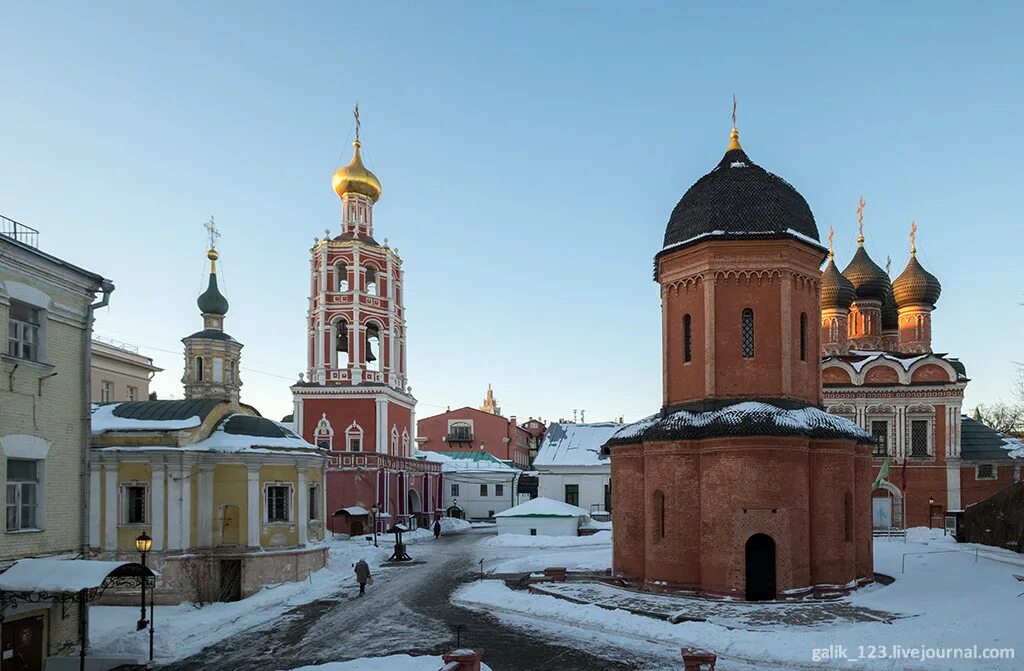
291, 123, 440, 535
821, 207, 1022, 528
417, 388, 532, 469
605, 123, 873, 600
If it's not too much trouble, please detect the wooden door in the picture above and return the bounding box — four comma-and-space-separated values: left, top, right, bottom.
2, 615, 44, 671
221, 504, 240, 545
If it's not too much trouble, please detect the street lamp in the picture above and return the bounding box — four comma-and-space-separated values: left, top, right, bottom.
452, 497, 458, 520
134, 531, 152, 634
370, 504, 379, 547
928, 497, 935, 529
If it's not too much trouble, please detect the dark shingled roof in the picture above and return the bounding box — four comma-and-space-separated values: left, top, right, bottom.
603, 400, 871, 452
662, 147, 819, 251
842, 245, 890, 302
960, 416, 1020, 461
893, 255, 941, 308
111, 399, 225, 422
881, 286, 899, 331
331, 231, 380, 246
822, 256, 856, 310
221, 414, 300, 439
197, 272, 229, 316
184, 329, 238, 342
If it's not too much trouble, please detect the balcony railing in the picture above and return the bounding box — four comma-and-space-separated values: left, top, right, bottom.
447, 432, 473, 443
0, 215, 40, 248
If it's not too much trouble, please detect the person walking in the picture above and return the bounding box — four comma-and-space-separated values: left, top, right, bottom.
433, 519, 442, 540
354, 558, 371, 596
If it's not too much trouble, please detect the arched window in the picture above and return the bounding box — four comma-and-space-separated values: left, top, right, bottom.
799, 312, 807, 361
391, 426, 399, 454
345, 421, 364, 452
741, 308, 755, 358
653, 490, 665, 541
336, 261, 349, 292
226, 360, 234, 385
314, 414, 334, 450
402, 429, 410, 456
844, 491, 853, 542
194, 356, 204, 382
365, 323, 381, 372
683, 314, 692, 363
829, 317, 839, 342
365, 266, 378, 296
334, 318, 350, 367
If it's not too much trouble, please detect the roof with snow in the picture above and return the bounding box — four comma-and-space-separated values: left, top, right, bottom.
960, 416, 1024, 461
534, 423, 621, 467
494, 496, 589, 518
0, 559, 154, 594
823, 350, 967, 380
604, 401, 871, 450
433, 450, 516, 472
91, 399, 227, 434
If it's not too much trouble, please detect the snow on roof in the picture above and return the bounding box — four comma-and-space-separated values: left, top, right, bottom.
0, 559, 154, 593
96, 413, 321, 455
433, 451, 516, 472
494, 496, 589, 518
91, 402, 206, 434
334, 506, 369, 516
533, 422, 622, 467
844, 350, 930, 373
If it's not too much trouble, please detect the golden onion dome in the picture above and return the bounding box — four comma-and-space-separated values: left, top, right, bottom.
332, 140, 382, 203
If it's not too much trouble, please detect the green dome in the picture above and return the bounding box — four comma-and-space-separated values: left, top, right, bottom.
197, 272, 229, 316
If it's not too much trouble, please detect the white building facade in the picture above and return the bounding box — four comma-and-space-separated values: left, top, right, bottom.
534, 423, 621, 515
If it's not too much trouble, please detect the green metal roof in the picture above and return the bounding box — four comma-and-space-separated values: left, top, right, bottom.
436, 450, 505, 463
110, 399, 224, 422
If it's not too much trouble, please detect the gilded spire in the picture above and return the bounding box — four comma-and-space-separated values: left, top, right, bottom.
910, 220, 918, 256
332, 105, 382, 202
856, 195, 866, 245
828, 225, 835, 259
198, 218, 229, 317
204, 216, 221, 273
727, 95, 742, 151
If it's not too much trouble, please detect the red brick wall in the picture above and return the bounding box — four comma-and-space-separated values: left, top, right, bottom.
302, 396, 378, 452
610, 444, 645, 578
911, 364, 951, 383
417, 408, 527, 466
960, 464, 1017, 507
823, 367, 852, 384
863, 365, 899, 385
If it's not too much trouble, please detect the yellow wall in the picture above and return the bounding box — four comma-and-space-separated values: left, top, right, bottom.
213, 464, 248, 546
308, 466, 325, 542
260, 464, 298, 547
116, 462, 152, 550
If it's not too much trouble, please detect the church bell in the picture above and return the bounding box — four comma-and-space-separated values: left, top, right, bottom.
365, 332, 377, 362
337, 328, 349, 353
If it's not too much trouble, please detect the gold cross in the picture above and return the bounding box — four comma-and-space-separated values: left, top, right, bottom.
856, 195, 866, 240
828, 225, 835, 257
910, 220, 918, 254
354, 104, 361, 142
204, 216, 220, 250
732, 95, 737, 129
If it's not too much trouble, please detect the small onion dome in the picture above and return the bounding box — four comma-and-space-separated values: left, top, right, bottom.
332, 140, 382, 203
197, 249, 229, 316
841, 244, 890, 302
893, 254, 941, 307
663, 129, 819, 249
881, 287, 899, 330
821, 256, 856, 310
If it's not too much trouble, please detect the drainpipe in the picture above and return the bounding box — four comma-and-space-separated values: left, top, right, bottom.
82, 280, 114, 555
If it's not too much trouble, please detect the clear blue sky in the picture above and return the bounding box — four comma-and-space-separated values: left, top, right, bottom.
2, 2, 1021, 423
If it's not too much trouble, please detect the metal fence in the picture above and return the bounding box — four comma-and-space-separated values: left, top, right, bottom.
0, 214, 40, 248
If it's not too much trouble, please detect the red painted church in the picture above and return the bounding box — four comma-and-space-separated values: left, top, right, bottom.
291, 122, 441, 534
604, 123, 874, 600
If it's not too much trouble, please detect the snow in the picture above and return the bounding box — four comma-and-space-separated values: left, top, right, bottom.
456, 527, 1024, 670
846, 350, 929, 373
0, 559, 152, 593
660, 228, 828, 254
337, 506, 369, 516
1002, 436, 1024, 458
96, 416, 321, 454
493, 496, 589, 518
91, 403, 200, 433
480, 530, 611, 548
285, 655, 492, 671
533, 423, 621, 467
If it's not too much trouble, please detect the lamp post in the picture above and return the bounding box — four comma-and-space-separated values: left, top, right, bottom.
452, 497, 458, 520
370, 504, 379, 547
928, 497, 935, 529
134, 531, 152, 634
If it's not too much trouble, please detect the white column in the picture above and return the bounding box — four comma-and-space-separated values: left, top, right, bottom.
297, 467, 309, 547
180, 464, 192, 549
198, 464, 215, 547
351, 244, 362, 384
89, 464, 101, 549
376, 397, 388, 454
103, 466, 117, 551
151, 463, 166, 552
247, 466, 261, 548
946, 464, 962, 510
166, 466, 182, 550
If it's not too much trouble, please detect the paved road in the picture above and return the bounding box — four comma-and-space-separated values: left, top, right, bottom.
160, 531, 663, 671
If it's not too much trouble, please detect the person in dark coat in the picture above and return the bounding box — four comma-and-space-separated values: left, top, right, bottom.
354, 558, 371, 596
433, 519, 442, 539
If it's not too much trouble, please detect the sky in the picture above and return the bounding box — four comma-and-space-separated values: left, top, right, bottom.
1, 2, 1022, 424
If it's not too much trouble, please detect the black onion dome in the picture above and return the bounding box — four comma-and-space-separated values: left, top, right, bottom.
841, 245, 890, 301
197, 272, 229, 316
663, 146, 819, 250
821, 256, 856, 310
893, 255, 941, 307
881, 286, 899, 330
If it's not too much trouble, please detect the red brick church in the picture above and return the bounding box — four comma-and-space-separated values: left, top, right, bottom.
604, 122, 874, 600
291, 117, 441, 534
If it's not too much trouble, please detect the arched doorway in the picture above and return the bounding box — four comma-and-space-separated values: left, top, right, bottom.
446, 505, 464, 520
408, 490, 422, 529
745, 533, 776, 601
872, 480, 904, 529
350, 519, 365, 536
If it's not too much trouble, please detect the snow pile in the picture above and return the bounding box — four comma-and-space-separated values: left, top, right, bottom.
494, 497, 589, 518
1002, 436, 1024, 459
534, 423, 622, 467
285, 654, 492, 671
480, 530, 611, 548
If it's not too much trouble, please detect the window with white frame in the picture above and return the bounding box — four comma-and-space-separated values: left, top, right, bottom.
479, 484, 488, 496
448, 422, 472, 442
5, 459, 40, 531
127, 385, 138, 402
451, 483, 460, 497
213, 357, 224, 383
976, 464, 997, 480
100, 380, 114, 403
314, 414, 334, 450
266, 484, 292, 523
401, 430, 410, 455
495, 484, 504, 496
308, 484, 321, 520
391, 427, 399, 454
120, 482, 148, 525
7, 300, 41, 361
345, 422, 364, 452
870, 420, 890, 457
910, 419, 930, 457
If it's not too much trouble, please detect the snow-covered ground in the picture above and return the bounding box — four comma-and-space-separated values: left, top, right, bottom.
286, 653, 492, 671
89, 519, 472, 664
476, 530, 612, 573
455, 528, 1024, 670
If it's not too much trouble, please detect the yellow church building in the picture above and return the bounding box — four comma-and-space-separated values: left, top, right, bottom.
89, 238, 327, 602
